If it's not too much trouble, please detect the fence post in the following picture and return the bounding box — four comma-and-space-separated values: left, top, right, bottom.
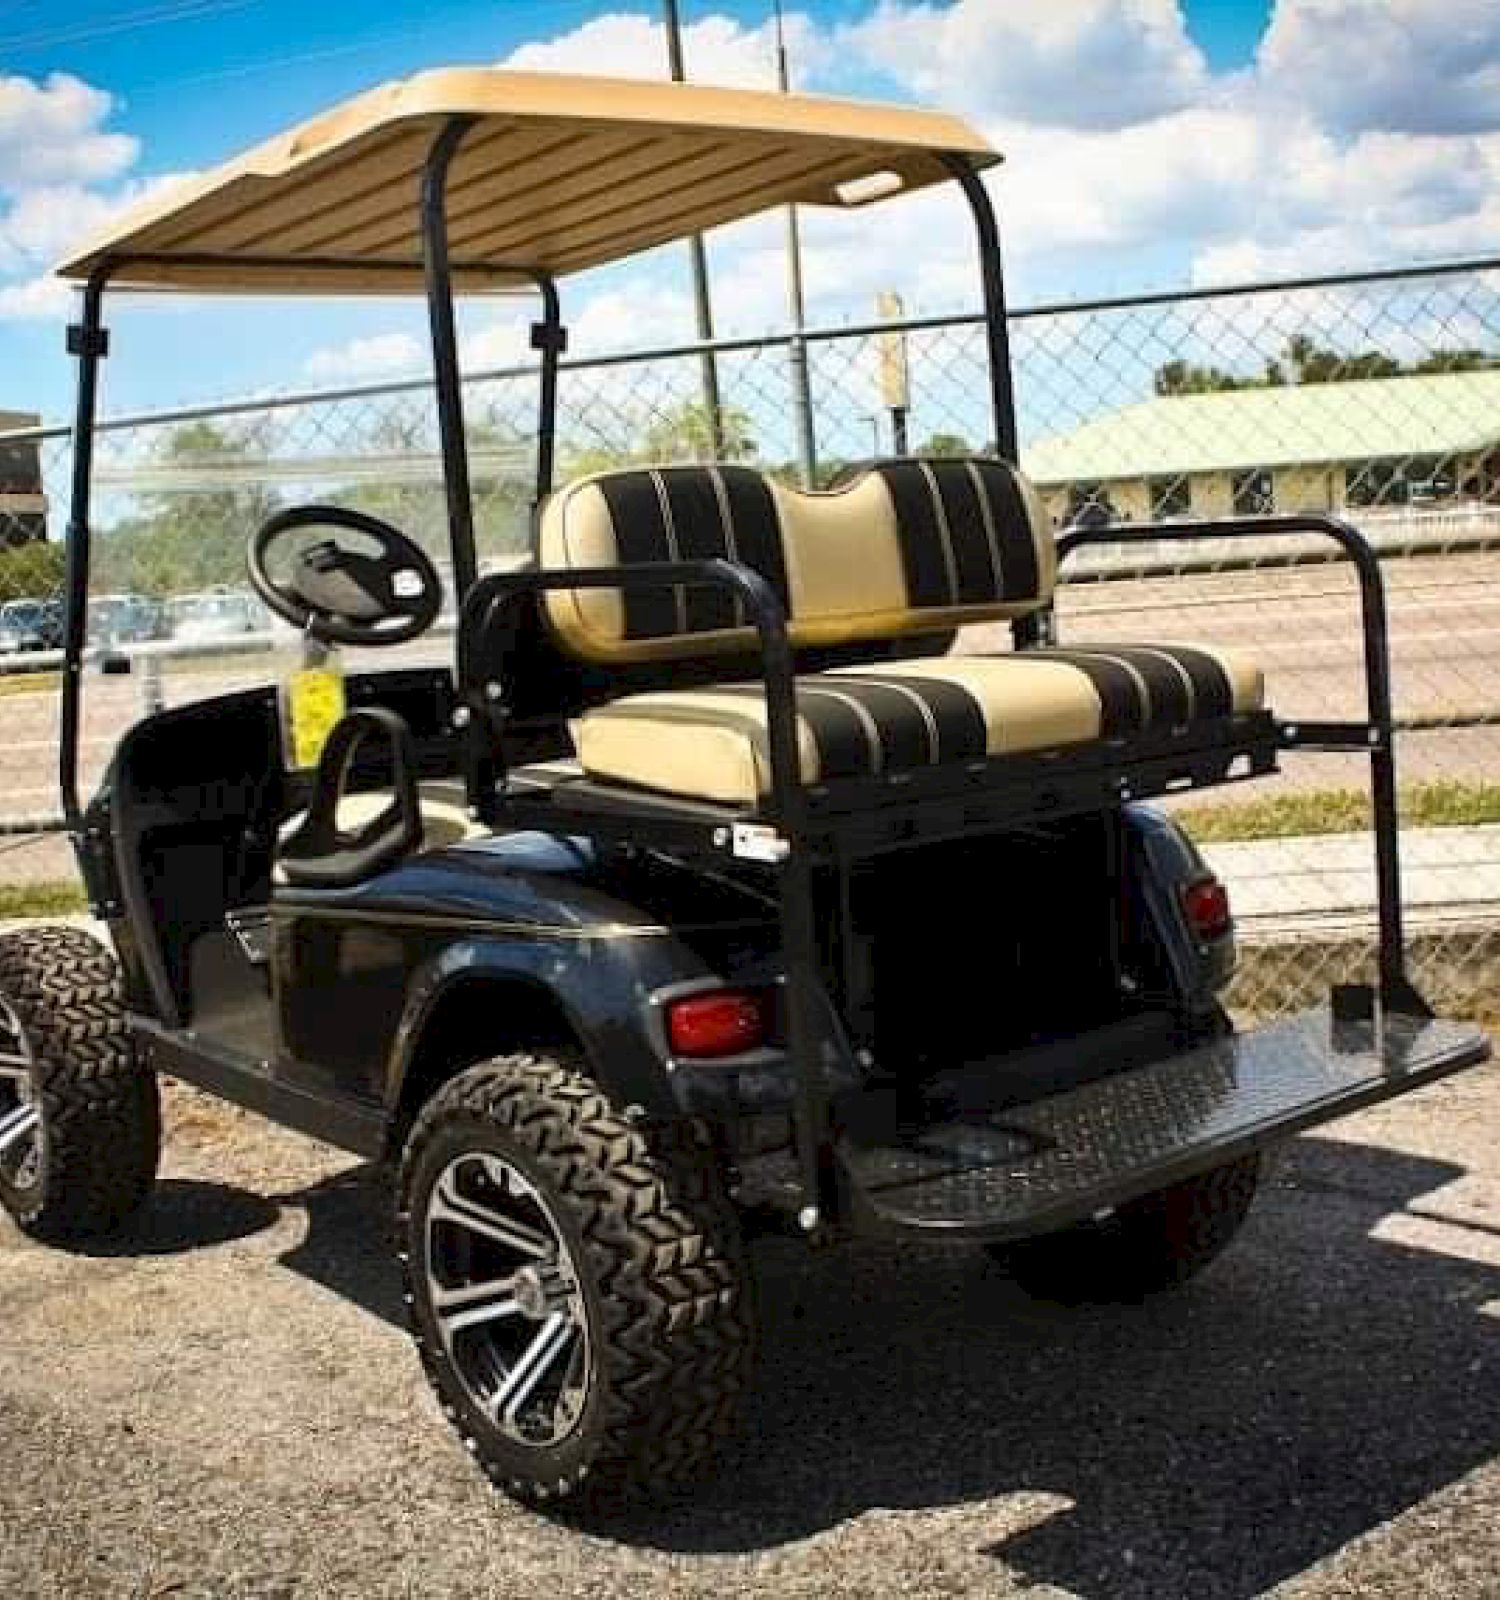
788, 334, 818, 487
140, 653, 164, 717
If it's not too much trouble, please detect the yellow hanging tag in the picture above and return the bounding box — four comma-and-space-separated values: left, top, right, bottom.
282, 662, 347, 771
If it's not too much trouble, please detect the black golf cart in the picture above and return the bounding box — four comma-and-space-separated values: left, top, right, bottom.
2, 68, 1488, 1507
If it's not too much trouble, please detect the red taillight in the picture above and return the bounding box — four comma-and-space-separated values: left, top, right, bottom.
1182, 876, 1232, 941
666, 990, 768, 1059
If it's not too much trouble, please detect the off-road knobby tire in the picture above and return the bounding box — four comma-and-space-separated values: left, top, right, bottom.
0, 927, 160, 1241
397, 1055, 756, 1509
987, 1153, 1263, 1304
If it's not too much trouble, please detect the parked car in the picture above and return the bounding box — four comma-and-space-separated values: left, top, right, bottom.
0, 597, 62, 654
166, 590, 263, 643
89, 592, 162, 648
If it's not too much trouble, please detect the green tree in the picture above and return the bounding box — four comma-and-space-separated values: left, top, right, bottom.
1153, 358, 1282, 396
641, 400, 756, 463
1412, 348, 1496, 375
0, 539, 64, 603
559, 399, 758, 480
95, 419, 282, 598
1153, 336, 1496, 399
915, 431, 973, 456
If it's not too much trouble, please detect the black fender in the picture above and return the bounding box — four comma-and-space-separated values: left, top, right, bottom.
335, 830, 783, 1129
1123, 803, 1236, 1011
383, 922, 723, 1122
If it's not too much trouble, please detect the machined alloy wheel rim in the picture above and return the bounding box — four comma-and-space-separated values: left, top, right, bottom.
423, 1152, 592, 1449
0, 995, 42, 1194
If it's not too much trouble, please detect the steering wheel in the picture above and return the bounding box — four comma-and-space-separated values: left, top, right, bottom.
248, 505, 442, 647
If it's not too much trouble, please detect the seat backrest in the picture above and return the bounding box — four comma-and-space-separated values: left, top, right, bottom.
537, 456, 1055, 665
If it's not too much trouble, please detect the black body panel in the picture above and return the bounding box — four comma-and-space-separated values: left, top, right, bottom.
273, 831, 780, 1118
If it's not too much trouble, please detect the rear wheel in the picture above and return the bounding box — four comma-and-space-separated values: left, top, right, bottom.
987, 1153, 1263, 1304
397, 1055, 756, 1507
0, 928, 160, 1241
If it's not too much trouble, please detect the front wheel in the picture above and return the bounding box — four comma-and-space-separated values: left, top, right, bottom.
986, 1153, 1263, 1304
0, 928, 160, 1241
397, 1056, 756, 1508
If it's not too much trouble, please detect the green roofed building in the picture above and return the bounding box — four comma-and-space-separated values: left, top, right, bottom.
1025, 368, 1500, 525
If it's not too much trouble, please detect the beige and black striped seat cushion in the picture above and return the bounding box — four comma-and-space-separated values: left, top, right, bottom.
574, 644, 1265, 806
539, 457, 1054, 664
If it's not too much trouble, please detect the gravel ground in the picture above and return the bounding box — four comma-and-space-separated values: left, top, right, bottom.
3, 1063, 1500, 1600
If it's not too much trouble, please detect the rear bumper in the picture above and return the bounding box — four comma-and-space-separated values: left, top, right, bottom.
834, 1007, 1490, 1242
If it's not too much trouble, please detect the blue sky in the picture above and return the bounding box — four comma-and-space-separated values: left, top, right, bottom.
3, 0, 1498, 421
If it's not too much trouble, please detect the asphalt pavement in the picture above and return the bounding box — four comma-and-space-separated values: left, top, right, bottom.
1, 1061, 1498, 1599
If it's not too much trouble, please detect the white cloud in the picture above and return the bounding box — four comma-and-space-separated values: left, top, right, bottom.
844, 0, 1209, 131
0, 273, 72, 320
0, 170, 197, 311
501, 10, 827, 90
301, 278, 705, 390
1259, 0, 1500, 135
1, 183, 133, 273
0, 68, 192, 325
0, 73, 137, 190
304, 331, 426, 383
1179, 114, 1500, 284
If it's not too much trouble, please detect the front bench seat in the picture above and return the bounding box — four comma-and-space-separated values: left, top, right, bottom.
537, 459, 1266, 808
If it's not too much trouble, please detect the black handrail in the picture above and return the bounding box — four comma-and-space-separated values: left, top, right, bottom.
1052, 512, 1412, 1006
460, 558, 802, 822
461, 557, 838, 1218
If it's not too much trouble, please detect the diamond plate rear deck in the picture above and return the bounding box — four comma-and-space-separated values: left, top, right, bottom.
840, 1009, 1489, 1240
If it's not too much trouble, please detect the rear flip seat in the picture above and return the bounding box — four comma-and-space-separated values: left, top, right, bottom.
535, 459, 1266, 807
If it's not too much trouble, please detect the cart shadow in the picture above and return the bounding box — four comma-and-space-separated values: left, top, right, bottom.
276, 1163, 408, 1328
615, 1135, 1500, 1596
252, 1136, 1500, 1599
68, 1178, 281, 1257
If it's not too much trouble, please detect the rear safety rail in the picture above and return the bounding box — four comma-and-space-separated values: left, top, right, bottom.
1050, 513, 1410, 1010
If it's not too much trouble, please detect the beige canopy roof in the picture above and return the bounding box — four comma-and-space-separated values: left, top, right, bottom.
57, 68, 998, 295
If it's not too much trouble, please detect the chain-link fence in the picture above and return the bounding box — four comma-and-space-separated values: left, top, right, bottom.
2, 256, 1498, 1022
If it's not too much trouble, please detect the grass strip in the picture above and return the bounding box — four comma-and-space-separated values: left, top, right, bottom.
0, 880, 88, 919
1181, 780, 1500, 843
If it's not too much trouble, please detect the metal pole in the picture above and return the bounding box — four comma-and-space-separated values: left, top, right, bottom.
890, 407, 909, 455
420, 117, 480, 602
773, 0, 818, 486
530, 272, 565, 508
663, 0, 725, 458
59, 263, 113, 834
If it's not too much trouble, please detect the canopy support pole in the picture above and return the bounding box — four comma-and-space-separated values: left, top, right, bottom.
531, 273, 565, 511
942, 155, 1018, 465
60, 262, 115, 837
421, 117, 481, 602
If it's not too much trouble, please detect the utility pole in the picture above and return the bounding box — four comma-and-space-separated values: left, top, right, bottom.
662, 0, 725, 457
773, 0, 818, 486
876, 290, 911, 454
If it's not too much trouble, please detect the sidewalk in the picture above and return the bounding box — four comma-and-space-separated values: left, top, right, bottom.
1203, 824, 1500, 936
